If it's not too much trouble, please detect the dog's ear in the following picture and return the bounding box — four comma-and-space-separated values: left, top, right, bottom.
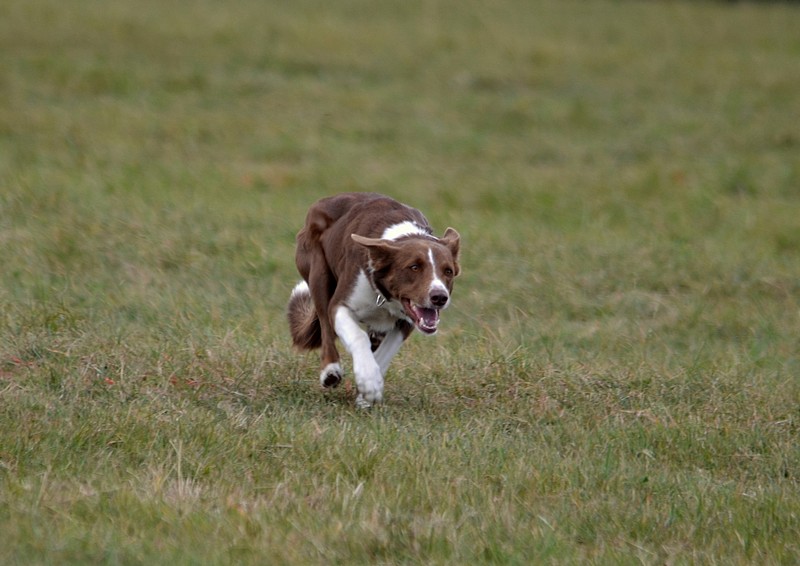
441, 228, 461, 276
351, 234, 400, 250
351, 234, 399, 268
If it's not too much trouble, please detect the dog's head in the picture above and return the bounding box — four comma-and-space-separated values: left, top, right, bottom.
351, 228, 460, 334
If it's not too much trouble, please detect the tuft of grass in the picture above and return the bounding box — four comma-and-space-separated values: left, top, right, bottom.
2, 0, 799, 563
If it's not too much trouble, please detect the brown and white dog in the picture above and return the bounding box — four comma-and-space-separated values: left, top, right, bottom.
288, 193, 461, 408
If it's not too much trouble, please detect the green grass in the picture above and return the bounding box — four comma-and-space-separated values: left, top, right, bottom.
2, 0, 799, 563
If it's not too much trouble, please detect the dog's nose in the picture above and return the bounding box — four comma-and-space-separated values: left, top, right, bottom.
430, 292, 449, 308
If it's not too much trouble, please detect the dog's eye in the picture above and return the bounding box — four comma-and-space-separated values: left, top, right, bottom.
444, 267, 454, 277
409, 264, 420, 272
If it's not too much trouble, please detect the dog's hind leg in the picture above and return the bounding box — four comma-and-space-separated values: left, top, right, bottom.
296, 210, 344, 389
305, 256, 343, 389
368, 331, 386, 352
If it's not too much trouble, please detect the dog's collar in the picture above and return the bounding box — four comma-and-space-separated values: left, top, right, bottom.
366, 266, 392, 307
373, 280, 392, 307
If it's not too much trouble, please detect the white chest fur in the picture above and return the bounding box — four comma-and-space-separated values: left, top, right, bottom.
345, 270, 408, 333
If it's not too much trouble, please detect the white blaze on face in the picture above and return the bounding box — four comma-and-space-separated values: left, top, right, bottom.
427, 247, 449, 305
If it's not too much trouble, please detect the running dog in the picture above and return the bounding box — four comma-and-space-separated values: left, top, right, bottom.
288, 193, 461, 407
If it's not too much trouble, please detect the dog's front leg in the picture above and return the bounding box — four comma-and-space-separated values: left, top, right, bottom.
373, 328, 404, 377
333, 306, 383, 408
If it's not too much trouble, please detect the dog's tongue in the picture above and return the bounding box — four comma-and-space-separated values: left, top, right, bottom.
414, 306, 440, 333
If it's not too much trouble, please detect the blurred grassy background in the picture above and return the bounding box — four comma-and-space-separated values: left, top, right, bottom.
1, 0, 799, 563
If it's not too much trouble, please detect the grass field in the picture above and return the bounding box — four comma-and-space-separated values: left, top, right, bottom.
2, 0, 800, 563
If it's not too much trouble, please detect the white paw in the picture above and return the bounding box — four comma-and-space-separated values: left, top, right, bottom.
355, 394, 373, 410
319, 363, 343, 388
354, 361, 383, 407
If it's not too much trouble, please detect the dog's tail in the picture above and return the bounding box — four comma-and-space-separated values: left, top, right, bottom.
287, 281, 321, 350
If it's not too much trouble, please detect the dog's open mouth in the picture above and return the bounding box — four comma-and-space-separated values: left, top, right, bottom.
402, 299, 440, 334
